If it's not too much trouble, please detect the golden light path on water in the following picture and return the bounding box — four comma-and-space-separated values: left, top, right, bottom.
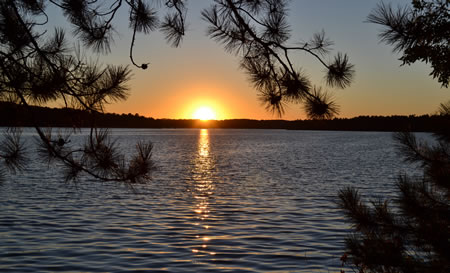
191, 129, 216, 257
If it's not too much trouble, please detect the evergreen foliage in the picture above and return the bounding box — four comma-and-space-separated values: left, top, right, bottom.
338, 106, 450, 272
202, 0, 354, 118
367, 0, 449, 87
339, 1, 449, 272
0, 0, 188, 182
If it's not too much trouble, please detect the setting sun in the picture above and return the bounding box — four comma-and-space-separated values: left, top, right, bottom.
193, 106, 217, 121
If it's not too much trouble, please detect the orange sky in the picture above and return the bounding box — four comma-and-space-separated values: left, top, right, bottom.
49, 0, 449, 120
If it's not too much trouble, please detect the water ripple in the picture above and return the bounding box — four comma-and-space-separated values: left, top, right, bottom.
0, 129, 427, 272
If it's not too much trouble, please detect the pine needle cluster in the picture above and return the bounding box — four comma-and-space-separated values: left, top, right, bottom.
0, 0, 187, 182
367, 0, 449, 87
338, 103, 450, 273
202, 0, 354, 118
339, 1, 449, 272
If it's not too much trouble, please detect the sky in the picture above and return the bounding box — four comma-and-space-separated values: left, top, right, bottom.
49, 0, 449, 120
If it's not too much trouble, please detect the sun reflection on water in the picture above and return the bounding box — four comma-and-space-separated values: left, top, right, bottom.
190, 129, 217, 257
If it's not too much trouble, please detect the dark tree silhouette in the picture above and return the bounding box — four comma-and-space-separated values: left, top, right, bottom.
0, 0, 187, 182
338, 1, 449, 272
367, 0, 449, 87
202, 0, 354, 117
1, 0, 354, 182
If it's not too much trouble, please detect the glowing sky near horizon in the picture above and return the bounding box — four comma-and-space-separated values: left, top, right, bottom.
48, 0, 449, 120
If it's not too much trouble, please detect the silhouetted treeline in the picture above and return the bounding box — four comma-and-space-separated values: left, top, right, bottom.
1, 102, 446, 132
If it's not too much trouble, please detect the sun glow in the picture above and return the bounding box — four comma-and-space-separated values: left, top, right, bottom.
193, 107, 217, 121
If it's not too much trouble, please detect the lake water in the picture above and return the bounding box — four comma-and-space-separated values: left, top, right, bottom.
0, 129, 425, 272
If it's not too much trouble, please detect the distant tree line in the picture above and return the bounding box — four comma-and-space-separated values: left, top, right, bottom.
2, 101, 447, 132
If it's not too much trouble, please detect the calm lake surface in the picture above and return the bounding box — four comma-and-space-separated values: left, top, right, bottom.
0, 129, 425, 272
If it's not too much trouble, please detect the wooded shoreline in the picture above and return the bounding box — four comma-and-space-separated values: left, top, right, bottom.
2, 102, 448, 132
